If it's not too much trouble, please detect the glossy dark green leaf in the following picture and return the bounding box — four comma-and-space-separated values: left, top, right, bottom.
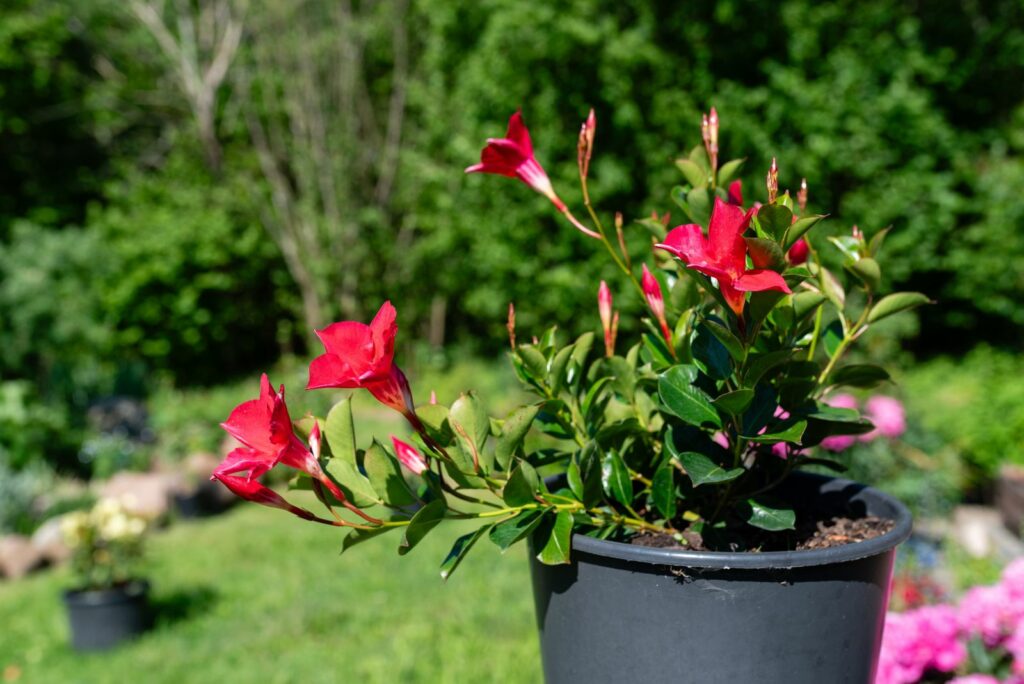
489, 509, 545, 551
577, 444, 604, 509
743, 349, 794, 387
691, 325, 731, 379
757, 204, 793, 240
828, 364, 891, 388
363, 440, 417, 507
503, 461, 540, 507
750, 420, 807, 444
324, 397, 357, 465
566, 460, 584, 500
494, 405, 540, 470
712, 388, 755, 415
398, 499, 446, 555
823, 321, 844, 357
517, 345, 549, 382
549, 345, 574, 394
868, 292, 931, 324
783, 214, 826, 249
703, 319, 746, 362
601, 450, 633, 507
744, 498, 796, 531
658, 366, 721, 427
650, 464, 677, 519
607, 355, 637, 402
676, 451, 743, 487
792, 291, 827, 320
741, 384, 777, 435
536, 510, 574, 565
440, 525, 491, 580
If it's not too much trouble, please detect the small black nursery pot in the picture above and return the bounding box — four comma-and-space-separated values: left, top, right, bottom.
529, 473, 912, 684
63, 580, 151, 652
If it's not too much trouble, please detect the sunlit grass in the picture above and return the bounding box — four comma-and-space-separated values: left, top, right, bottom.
0, 493, 540, 684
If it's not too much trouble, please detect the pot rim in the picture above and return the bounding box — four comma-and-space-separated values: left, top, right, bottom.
63, 579, 150, 606
568, 472, 912, 569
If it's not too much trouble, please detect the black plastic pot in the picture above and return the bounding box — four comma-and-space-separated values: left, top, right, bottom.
63, 580, 151, 651
529, 473, 912, 684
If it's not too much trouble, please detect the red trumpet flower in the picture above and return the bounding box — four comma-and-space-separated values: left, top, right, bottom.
656, 197, 791, 318
467, 111, 600, 239
307, 302, 416, 420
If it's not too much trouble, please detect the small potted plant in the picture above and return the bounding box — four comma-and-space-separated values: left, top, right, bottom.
60, 498, 151, 651
211, 107, 926, 683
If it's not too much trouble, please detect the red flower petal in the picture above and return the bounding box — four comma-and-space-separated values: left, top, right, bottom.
505, 110, 533, 157
656, 224, 708, 263
733, 269, 792, 294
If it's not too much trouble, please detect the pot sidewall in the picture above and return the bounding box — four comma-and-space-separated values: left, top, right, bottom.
63, 580, 152, 652
528, 473, 912, 684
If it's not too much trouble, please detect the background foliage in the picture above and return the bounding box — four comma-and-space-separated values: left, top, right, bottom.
1, 0, 1022, 481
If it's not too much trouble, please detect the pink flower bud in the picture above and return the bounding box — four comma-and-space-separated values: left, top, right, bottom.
309, 422, 322, 461
642, 265, 674, 353
507, 302, 516, 350
787, 238, 809, 265
598, 281, 616, 357
578, 108, 596, 180
797, 178, 808, 213
391, 436, 428, 475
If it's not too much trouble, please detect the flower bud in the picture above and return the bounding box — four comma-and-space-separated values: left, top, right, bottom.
391, 436, 429, 475
507, 302, 516, 350
787, 238, 809, 265
578, 108, 596, 180
767, 157, 779, 204
642, 265, 674, 354
797, 178, 808, 213
702, 107, 720, 172
598, 281, 616, 357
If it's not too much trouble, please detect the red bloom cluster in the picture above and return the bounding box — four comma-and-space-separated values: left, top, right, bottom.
656, 197, 791, 317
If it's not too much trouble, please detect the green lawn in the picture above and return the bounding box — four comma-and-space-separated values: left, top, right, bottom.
0, 496, 541, 684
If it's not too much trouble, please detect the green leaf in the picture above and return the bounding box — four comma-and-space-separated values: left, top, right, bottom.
868, 227, 891, 257
828, 364, 891, 388
716, 158, 745, 186
489, 509, 544, 551
676, 451, 743, 487
671, 185, 689, 212
607, 355, 637, 402
517, 345, 549, 382
823, 321, 844, 357
703, 319, 746, 363
691, 324, 732, 379
324, 458, 382, 508
676, 158, 708, 188
650, 464, 677, 519
536, 510, 573, 565
868, 292, 931, 324
494, 405, 540, 470
566, 332, 595, 387
792, 291, 827, 320
743, 349, 794, 387
398, 499, 446, 555
745, 237, 787, 272
846, 257, 881, 291
340, 525, 395, 554
324, 397, 357, 465
601, 450, 633, 507
783, 214, 825, 250
743, 498, 796, 531
549, 345, 574, 394
449, 392, 490, 448
818, 266, 845, 309
686, 187, 712, 225
440, 526, 491, 580
577, 444, 604, 509
751, 420, 807, 444
658, 366, 722, 427
503, 461, 540, 506
566, 460, 584, 500
741, 384, 777, 435
713, 388, 755, 415
363, 440, 417, 507
756, 204, 793, 240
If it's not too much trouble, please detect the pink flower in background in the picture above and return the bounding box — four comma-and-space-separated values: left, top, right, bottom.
820, 393, 859, 452
391, 436, 428, 476
1007, 623, 1024, 675
727, 179, 743, 206
863, 395, 906, 440
959, 584, 1012, 645
877, 606, 966, 684
947, 676, 1000, 684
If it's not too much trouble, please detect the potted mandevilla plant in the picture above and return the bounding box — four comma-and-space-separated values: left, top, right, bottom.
212, 108, 925, 683
60, 498, 152, 651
